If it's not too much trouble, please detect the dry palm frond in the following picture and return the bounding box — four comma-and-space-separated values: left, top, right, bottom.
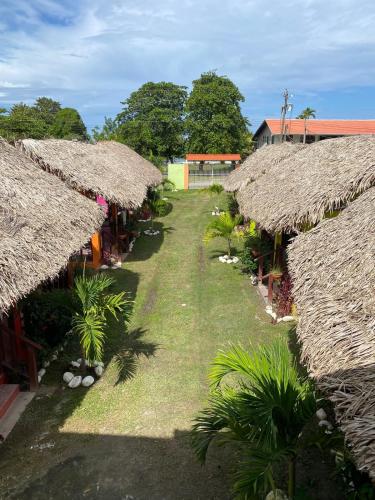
18, 139, 162, 209
0, 139, 104, 312
288, 187, 375, 478
237, 136, 375, 233
223, 143, 306, 192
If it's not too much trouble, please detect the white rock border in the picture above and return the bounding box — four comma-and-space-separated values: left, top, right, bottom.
144, 229, 160, 236
218, 255, 239, 264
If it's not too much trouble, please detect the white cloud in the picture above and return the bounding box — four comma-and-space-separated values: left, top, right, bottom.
0, 0, 374, 128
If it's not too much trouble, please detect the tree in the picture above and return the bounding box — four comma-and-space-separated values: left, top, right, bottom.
72, 272, 131, 368
116, 81, 188, 162
297, 107, 316, 144
92, 116, 119, 142
33, 97, 61, 126
191, 339, 316, 499
50, 107, 88, 140
203, 211, 242, 256
0, 103, 48, 140
185, 71, 250, 155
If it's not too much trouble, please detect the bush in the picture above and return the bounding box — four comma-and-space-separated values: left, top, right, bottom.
227, 193, 239, 217
240, 246, 258, 272
152, 199, 172, 217
22, 289, 75, 354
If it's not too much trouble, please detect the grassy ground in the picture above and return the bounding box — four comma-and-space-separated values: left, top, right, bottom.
0, 191, 341, 499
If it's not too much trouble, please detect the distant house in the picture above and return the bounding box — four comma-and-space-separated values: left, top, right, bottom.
253, 119, 375, 148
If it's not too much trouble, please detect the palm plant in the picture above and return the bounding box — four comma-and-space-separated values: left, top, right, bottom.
191, 339, 316, 499
73, 272, 131, 368
204, 211, 242, 257
297, 107, 316, 144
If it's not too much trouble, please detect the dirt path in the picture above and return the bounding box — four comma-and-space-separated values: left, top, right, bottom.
0, 191, 285, 499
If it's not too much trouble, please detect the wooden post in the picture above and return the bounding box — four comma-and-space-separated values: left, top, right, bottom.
91, 232, 102, 268
26, 345, 38, 391
268, 275, 274, 303
258, 255, 264, 282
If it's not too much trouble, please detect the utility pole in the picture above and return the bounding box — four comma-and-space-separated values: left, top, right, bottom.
280, 89, 293, 143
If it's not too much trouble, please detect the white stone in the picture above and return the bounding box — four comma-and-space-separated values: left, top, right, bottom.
223, 255, 229, 259
318, 420, 333, 430
42, 361, 50, 368
38, 375, 42, 383
265, 490, 288, 500
68, 376, 82, 388
211, 211, 216, 215
281, 315, 295, 322
38, 368, 46, 378
316, 408, 327, 421
232, 256, 239, 263
226, 259, 233, 264
93, 360, 104, 368
271, 312, 277, 320
50, 354, 57, 361
100, 264, 109, 270
81, 376, 95, 387
70, 361, 80, 368
63, 372, 74, 383
94, 365, 103, 377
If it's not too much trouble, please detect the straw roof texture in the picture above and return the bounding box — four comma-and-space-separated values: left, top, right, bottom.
237, 136, 375, 233
223, 143, 306, 192
19, 139, 162, 209
0, 140, 105, 312
288, 188, 375, 477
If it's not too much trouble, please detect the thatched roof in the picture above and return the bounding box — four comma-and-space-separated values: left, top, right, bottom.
0, 140, 105, 312
223, 143, 306, 192
237, 136, 375, 233
18, 139, 162, 209
288, 188, 375, 478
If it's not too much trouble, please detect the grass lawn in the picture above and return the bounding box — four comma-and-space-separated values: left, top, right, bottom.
0, 191, 334, 499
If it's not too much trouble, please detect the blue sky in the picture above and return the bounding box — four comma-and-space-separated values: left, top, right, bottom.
1, 0, 375, 133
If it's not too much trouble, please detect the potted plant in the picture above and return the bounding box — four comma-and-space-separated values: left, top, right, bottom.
269, 264, 283, 280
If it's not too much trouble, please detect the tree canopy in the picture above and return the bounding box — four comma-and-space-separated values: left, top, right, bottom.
50, 108, 88, 140
115, 81, 188, 162
185, 71, 250, 155
0, 98, 87, 141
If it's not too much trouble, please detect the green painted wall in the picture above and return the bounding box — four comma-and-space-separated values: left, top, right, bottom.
168, 163, 185, 190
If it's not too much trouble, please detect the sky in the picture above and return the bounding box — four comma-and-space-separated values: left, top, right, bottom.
1, 0, 375, 133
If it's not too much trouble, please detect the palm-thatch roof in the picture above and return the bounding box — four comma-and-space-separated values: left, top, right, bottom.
237, 136, 375, 233
223, 143, 306, 192
18, 139, 162, 209
0, 140, 105, 312
288, 188, 375, 478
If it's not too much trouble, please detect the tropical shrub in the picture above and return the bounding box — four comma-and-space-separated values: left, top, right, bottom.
276, 274, 294, 317
72, 272, 131, 367
191, 338, 316, 499
227, 193, 240, 217
22, 289, 75, 354
204, 212, 242, 256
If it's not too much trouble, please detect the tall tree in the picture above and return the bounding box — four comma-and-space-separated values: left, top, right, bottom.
33, 97, 61, 126
116, 82, 188, 162
0, 103, 48, 140
50, 107, 88, 140
185, 71, 250, 154
297, 107, 316, 144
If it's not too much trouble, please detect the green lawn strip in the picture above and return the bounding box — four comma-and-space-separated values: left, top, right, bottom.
63, 191, 288, 435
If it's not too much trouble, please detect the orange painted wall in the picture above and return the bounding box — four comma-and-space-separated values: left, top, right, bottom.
183, 163, 189, 190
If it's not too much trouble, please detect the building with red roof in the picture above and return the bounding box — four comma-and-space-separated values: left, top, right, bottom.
254, 119, 375, 148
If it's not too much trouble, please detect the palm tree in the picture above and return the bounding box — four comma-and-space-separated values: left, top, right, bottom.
204, 211, 242, 257
73, 272, 131, 368
191, 339, 316, 499
297, 107, 316, 144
